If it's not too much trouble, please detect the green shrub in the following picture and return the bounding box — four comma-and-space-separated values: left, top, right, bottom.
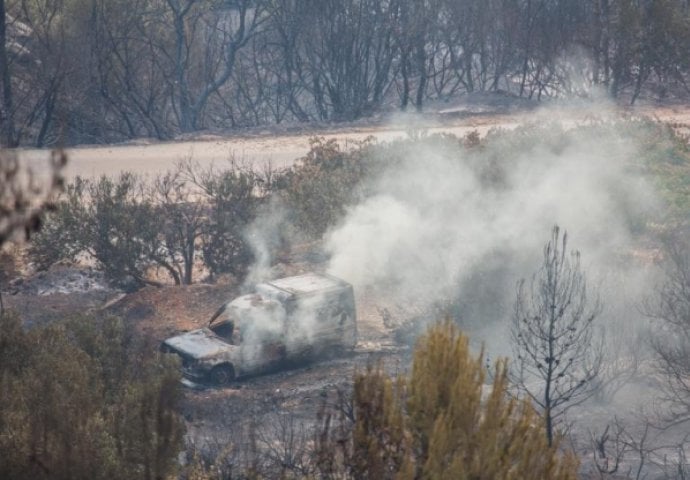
282, 137, 374, 238
314, 321, 579, 479
0, 313, 184, 480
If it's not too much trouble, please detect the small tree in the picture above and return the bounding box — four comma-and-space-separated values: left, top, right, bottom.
647, 232, 690, 426
152, 168, 207, 285
0, 313, 185, 480
81, 174, 173, 289
512, 225, 603, 446
30, 174, 158, 288
284, 137, 369, 239
188, 162, 258, 280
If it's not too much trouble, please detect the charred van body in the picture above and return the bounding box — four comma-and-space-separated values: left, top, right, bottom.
161, 273, 357, 385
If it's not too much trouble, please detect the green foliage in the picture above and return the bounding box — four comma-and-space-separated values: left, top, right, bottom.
30, 174, 163, 290
484, 118, 690, 226
193, 164, 260, 279
349, 366, 409, 479
30, 162, 267, 288
316, 322, 579, 479
634, 123, 690, 223
282, 134, 474, 239
0, 312, 184, 480
86, 174, 161, 288
28, 180, 87, 270
282, 137, 373, 238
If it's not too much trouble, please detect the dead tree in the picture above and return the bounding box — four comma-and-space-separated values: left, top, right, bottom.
164, 0, 270, 132
647, 233, 690, 427
589, 418, 628, 477
0, 0, 15, 146
512, 225, 603, 446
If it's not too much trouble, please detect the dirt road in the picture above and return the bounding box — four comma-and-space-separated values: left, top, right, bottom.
18, 115, 517, 179
16, 103, 690, 180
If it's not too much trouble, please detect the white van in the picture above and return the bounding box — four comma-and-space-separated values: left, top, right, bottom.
161, 273, 357, 384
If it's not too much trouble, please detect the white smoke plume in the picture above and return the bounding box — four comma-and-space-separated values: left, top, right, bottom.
243, 198, 290, 289
325, 112, 661, 354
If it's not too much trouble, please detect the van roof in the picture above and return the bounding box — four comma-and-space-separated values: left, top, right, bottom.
265, 273, 349, 296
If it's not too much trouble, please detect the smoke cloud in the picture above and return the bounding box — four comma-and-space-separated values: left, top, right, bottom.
244, 198, 290, 289
325, 111, 661, 354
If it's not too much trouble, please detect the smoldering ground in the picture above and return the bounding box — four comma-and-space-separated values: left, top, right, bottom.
318, 113, 686, 472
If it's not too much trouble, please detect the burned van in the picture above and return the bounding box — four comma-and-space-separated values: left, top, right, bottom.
161, 273, 357, 384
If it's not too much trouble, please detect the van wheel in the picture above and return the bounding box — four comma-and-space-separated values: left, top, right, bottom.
210, 365, 235, 385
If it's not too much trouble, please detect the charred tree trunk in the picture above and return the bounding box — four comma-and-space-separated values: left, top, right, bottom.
400, 51, 410, 110
519, 0, 534, 98
0, 0, 16, 146
183, 229, 194, 285
414, 41, 426, 112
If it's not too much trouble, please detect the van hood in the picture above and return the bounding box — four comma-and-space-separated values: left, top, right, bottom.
163, 329, 233, 360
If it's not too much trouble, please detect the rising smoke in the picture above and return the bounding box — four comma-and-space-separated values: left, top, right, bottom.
244, 197, 290, 289
236, 105, 680, 469
324, 108, 661, 355
239, 104, 665, 362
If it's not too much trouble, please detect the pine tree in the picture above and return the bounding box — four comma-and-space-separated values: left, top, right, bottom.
338, 321, 578, 479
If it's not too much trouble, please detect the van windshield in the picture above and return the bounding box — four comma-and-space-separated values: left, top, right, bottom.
210, 320, 237, 345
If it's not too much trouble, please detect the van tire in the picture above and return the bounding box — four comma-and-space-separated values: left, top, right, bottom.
210, 364, 235, 385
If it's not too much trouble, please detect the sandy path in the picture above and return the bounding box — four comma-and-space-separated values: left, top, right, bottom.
18, 119, 514, 179
15, 104, 690, 180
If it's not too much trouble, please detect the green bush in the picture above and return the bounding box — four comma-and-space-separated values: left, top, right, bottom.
30, 162, 270, 288
30, 174, 164, 290
0, 312, 184, 480
313, 321, 579, 479
30, 119, 690, 288
281, 137, 374, 238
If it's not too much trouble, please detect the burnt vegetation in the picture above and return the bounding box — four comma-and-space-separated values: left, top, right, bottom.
3, 119, 689, 477
1, 0, 690, 146
512, 226, 603, 447
2, 3, 690, 480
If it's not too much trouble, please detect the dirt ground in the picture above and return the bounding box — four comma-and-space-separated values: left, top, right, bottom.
3, 258, 410, 469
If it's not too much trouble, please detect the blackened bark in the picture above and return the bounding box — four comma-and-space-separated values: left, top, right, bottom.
0, 0, 16, 146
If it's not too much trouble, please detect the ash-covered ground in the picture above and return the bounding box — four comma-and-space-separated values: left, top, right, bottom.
2, 260, 411, 441
4, 255, 688, 477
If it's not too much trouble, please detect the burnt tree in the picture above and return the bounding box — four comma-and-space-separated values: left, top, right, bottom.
648, 233, 690, 427
511, 225, 602, 446
0, 0, 15, 146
